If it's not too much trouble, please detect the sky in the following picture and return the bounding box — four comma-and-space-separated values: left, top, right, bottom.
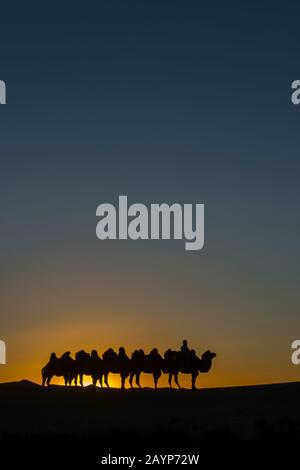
0, 1, 300, 388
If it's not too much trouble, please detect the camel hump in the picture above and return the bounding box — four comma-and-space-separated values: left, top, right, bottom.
131, 350, 143, 360
90, 349, 99, 358
164, 349, 174, 360
149, 348, 161, 358
118, 346, 128, 357
49, 352, 57, 362
103, 348, 117, 362
76, 350, 90, 365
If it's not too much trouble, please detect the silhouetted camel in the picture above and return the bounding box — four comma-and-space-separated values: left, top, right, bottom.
163, 349, 216, 389
129, 348, 164, 389
42, 352, 76, 388
75, 349, 103, 387
102, 347, 131, 390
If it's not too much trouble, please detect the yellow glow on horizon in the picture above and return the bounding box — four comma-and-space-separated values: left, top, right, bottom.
2, 318, 300, 389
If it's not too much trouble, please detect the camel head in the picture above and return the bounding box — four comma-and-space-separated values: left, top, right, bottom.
198, 350, 216, 373
203, 350, 216, 359
61, 351, 71, 358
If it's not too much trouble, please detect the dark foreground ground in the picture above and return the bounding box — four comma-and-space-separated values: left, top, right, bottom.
0, 380, 300, 464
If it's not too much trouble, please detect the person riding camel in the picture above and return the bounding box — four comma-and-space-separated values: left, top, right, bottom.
180, 340, 190, 354
180, 340, 191, 368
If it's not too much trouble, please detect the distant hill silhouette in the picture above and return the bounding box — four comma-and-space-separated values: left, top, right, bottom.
0, 379, 40, 391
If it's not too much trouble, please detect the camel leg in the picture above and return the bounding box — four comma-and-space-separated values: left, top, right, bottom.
46, 375, 53, 387
64, 376, 68, 389
129, 372, 134, 388
153, 371, 161, 390
174, 373, 181, 389
99, 373, 103, 387
191, 373, 198, 390
42, 373, 46, 389
168, 372, 172, 389
121, 375, 126, 391
104, 373, 110, 388
136, 372, 141, 388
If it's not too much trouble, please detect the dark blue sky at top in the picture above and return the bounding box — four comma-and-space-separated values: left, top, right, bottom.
0, 0, 299, 333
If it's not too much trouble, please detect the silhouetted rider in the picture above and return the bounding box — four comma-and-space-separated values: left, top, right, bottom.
180, 340, 190, 355
180, 340, 191, 368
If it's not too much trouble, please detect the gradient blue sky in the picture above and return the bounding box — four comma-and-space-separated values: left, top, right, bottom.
0, 1, 299, 387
